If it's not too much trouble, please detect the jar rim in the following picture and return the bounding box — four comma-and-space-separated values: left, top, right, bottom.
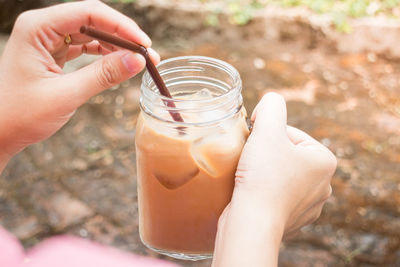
141, 55, 241, 104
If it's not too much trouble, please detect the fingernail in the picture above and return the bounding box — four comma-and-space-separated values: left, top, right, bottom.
140, 32, 152, 47
147, 47, 161, 64
121, 53, 145, 73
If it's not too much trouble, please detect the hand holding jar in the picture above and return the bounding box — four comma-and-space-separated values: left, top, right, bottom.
212, 93, 337, 267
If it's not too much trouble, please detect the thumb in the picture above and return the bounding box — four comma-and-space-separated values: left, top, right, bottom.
55, 50, 146, 109
250, 93, 288, 144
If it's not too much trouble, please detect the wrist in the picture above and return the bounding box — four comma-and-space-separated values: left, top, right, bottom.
230, 188, 285, 242
232, 180, 289, 227
212, 187, 284, 267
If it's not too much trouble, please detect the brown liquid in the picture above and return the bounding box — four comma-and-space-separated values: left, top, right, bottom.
135, 110, 249, 254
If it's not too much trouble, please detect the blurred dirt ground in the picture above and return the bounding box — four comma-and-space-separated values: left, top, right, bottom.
1, 3, 400, 267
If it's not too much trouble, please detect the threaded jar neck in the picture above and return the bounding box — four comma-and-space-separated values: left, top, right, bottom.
140, 56, 242, 126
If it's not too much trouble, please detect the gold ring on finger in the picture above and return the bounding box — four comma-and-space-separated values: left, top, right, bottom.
64, 34, 72, 45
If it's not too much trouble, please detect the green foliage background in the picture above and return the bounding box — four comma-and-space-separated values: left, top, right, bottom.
95, 0, 400, 32
202, 0, 400, 32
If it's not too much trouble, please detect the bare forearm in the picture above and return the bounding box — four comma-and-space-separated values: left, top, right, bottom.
212, 191, 284, 267
0, 152, 11, 174
0, 140, 13, 174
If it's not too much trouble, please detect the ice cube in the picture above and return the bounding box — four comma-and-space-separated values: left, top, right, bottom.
190, 136, 218, 177
189, 117, 248, 178
198, 110, 224, 123
194, 88, 213, 100
154, 167, 199, 190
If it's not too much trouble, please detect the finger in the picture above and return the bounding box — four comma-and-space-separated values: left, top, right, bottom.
66, 46, 86, 62
66, 41, 111, 61
147, 47, 161, 65
80, 43, 160, 65
282, 229, 300, 241
50, 50, 146, 110
68, 39, 160, 65
30, 0, 151, 47
286, 125, 319, 146
286, 127, 337, 175
68, 34, 122, 52
285, 201, 325, 236
250, 92, 287, 141
284, 182, 331, 235
68, 33, 93, 45
300, 142, 337, 176
99, 40, 118, 52
303, 204, 324, 225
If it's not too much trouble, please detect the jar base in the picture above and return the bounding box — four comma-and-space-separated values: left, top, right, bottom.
142, 242, 213, 261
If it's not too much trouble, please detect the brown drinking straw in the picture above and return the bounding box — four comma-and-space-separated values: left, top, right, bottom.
80, 26, 184, 123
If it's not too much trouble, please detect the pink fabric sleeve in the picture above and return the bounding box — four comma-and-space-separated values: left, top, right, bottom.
25, 236, 180, 267
0, 226, 180, 267
0, 226, 24, 267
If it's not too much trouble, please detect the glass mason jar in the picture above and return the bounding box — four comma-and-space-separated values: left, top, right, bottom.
135, 56, 249, 261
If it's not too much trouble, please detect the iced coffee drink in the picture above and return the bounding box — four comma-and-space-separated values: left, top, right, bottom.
135, 56, 248, 260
